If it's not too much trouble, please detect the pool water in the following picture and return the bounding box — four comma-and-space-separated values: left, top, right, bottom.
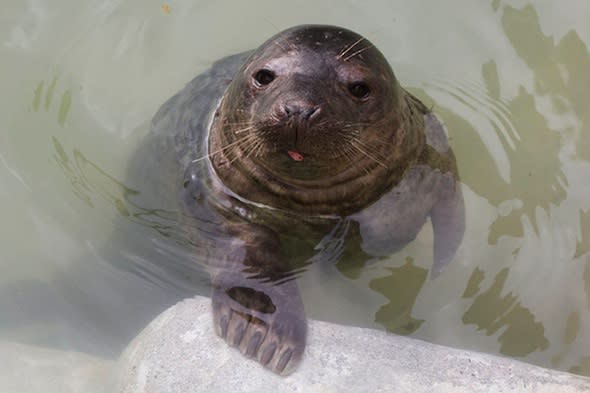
2, 0, 590, 388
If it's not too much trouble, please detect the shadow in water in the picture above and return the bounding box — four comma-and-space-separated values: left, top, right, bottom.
369, 257, 427, 335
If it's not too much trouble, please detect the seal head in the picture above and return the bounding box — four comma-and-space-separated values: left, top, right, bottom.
210, 25, 425, 215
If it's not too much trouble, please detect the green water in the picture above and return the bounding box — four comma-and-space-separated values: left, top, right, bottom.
1, 0, 590, 387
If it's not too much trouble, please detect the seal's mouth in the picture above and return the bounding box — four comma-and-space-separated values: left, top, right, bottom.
287, 150, 304, 161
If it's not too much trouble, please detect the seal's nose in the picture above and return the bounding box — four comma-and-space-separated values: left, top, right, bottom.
283, 102, 321, 121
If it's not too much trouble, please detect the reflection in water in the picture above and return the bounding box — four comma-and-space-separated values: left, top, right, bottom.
571, 357, 590, 376
370, 257, 427, 335
418, 3, 590, 248
31, 78, 72, 126
404, 3, 590, 374
52, 136, 191, 242
462, 267, 485, 298
497, 4, 590, 371
576, 209, 590, 258
484, 81, 567, 244
501, 5, 590, 163
332, 221, 370, 280
51, 135, 215, 295
462, 268, 548, 357
427, 59, 566, 245
53, 136, 94, 208
552, 311, 583, 370
565, 312, 581, 346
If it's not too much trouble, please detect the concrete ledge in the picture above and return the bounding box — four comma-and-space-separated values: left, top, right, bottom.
118, 296, 590, 393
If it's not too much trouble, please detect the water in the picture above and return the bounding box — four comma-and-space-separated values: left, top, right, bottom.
2, 0, 590, 388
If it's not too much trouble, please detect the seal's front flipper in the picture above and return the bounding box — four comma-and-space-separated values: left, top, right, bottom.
208, 225, 306, 375
211, 272, 306, 375
430, 175, 465, 278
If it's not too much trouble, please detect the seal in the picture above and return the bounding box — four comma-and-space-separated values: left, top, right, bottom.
142, 25, 464, 375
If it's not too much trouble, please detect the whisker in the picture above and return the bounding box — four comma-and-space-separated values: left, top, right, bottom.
242, 136, 263, 160
342, 125, 392, 146
338, 37, 365, 59
252, 139, 266, 158
349, 140, 389, 169
234, 125, 255, 135
274, 39, 289, 52
315, 120, 333, 129
351, 136, 391, 157
340, 122, 372, 129
191, 133, 257, 163
227, 136, 260, 164
224, 119, 255, 126
343, 45, 373, 62
342, 144, 372, 178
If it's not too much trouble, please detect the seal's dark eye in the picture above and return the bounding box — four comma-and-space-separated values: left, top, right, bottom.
349, 82, 370, 99
254, 69, 275, 86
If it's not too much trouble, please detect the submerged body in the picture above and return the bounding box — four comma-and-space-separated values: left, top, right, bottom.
143, 25, 464, 375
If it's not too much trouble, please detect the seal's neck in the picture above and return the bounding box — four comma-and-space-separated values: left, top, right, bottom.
208, 92, 427, 216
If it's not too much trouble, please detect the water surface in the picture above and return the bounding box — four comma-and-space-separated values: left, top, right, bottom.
2, 0, 590, 387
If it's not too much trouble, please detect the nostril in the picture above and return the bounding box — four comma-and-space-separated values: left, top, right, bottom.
303, 106, 320, 120
282, 103, 321, 120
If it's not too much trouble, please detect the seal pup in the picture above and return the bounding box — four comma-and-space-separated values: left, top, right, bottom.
146, 25, 465, 375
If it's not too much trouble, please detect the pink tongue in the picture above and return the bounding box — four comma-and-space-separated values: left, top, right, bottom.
287, 150, 304, 161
